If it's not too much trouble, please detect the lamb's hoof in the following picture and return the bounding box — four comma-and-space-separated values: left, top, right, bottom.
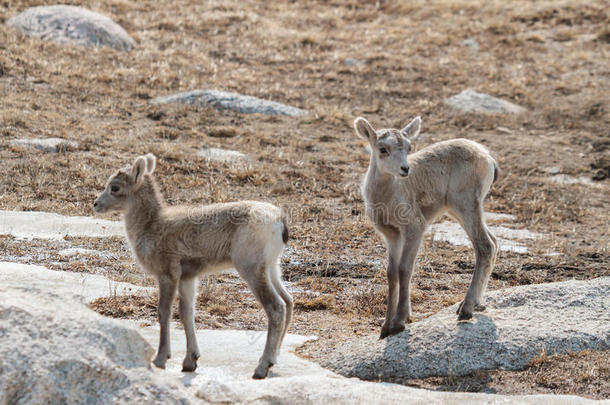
181, 352, 200, 372
252, 364, 271, 379
182, 360, 198, 373
153, 354, 169, 369
457, 311, 473, 321
474, 304, 486, 312
456, 300, 474, 320
388, 323, 405, 336
380, 322, 405, 339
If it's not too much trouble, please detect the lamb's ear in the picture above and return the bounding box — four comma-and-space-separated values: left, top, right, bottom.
144, 153, 156, 174
354, 117, 377, 143
131, 156, 147, 186
400, 116, 422, 141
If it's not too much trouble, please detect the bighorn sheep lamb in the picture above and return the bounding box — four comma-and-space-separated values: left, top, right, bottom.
93, 154, 292, 379
353, 117, 499, 339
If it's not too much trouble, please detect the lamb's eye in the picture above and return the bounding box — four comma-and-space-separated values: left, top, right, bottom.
110, 185, 120, 193
379, 147, 389, 155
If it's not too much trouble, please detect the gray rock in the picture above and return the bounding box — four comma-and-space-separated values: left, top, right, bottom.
10, 137, 78, 152
0, 282, 190, 404
7, 5, 135, 51
549, 174, 597, 187
546, 167, 561, 175
446, 89, 526, 114
344, 58, 365, 66
461, 38, 479, 52
152, 90, 307, 117
197, 146, 247, 163
322, 277, 610, 381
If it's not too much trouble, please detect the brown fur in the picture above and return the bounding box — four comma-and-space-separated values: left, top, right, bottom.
94, 154, 293, 379
354, 117, 499, 339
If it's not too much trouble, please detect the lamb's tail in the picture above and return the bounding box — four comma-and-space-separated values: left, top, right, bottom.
493, 159, 500, 184
281, 216, 289, 244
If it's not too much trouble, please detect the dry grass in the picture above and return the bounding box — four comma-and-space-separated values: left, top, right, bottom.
406, 350, 610, 399
295, 294, 336, 311
1, 0, 609, 398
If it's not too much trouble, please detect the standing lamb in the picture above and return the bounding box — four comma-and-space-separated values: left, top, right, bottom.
353, 116, 499, 339
93, 154, 292, 379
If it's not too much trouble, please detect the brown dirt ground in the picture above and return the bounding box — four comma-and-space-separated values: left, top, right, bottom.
1, 0, 608, 399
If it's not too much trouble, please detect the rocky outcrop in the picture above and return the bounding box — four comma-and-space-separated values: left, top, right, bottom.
0, 261, 598, 404
10, 137, 78, 152
197, 146, 247, 163
446, 89, 526, 114
7, 5, 135, 51
152, 90, 307, 116
0, 282, 189, 404
321, 277, 610, 381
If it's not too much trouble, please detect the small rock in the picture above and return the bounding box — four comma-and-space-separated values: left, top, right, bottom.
461, 38, 479, 52
198, 146, 247, 163
549, 174, 596, 186
197, 380, 239, 403
7, 5, 135, 51
152, 90, 307, 117
546, 167, 561, 175
57, 248, 111, 258
446, 89, 526, 114
496, 126, 512, 134
344, 58, 365, 66
10, 137, 78, 152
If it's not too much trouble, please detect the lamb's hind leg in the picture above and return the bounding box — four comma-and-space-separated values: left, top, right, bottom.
452, 202, 496, 320
237, 265, 286, 379
179, 276, 200, 372
269, 262, 293, 348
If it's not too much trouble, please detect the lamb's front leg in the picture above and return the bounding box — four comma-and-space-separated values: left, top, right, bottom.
392, 232, 423, 334
380, 238, 402, 339
179, 276, 200, 372
153, 272, 178, 369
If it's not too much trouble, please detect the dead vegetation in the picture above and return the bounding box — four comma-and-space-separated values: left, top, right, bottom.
1, 0, 608, 398
405, 350, 610, 399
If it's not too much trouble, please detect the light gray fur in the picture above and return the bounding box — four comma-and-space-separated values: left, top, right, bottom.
94, 154, 292, 378
354, 117, 499, 339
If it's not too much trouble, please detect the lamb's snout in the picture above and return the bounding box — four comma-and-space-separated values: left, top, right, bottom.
93, 199, 102, 213
399, 165, 410, 177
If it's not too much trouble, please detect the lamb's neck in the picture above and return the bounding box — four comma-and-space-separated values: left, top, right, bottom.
363, 159, 398, 204
124, 177, 164, 241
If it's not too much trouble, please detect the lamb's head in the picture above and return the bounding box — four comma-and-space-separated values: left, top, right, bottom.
93, 154, 156, 213
354, 116, 421, 178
